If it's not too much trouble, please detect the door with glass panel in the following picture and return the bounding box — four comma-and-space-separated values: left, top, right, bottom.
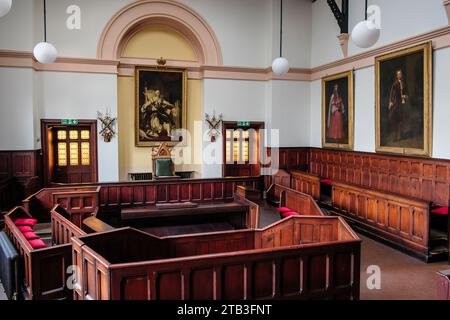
52, 126, 95, 183
223, 122, 263, 177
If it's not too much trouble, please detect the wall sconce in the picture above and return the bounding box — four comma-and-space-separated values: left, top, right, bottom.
205, 111, 223, 143
97, 109, 117, 143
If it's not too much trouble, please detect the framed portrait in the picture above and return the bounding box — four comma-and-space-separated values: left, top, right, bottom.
135, 67, 187, 147
375, 42, 432, 157
322, 71, 354, 150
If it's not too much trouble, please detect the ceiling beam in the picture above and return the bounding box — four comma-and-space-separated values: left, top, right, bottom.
326, 0, 349, 34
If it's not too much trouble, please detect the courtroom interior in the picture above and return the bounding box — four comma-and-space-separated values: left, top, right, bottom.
0, 0, 450, 302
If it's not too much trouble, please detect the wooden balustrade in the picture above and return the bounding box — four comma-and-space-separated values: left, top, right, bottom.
72, 215, 361, 300
331, 181, 431, 260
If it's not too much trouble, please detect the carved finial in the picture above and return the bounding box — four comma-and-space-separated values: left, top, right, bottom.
157, 57, 167, 66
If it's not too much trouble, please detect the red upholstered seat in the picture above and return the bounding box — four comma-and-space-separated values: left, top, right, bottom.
22, 232, 40, 240
321, 179, 333, 185
277, 207, 292, 213
281, 211, 300, 218
28, 239, 47, 249
431, 206, 449, 216
14, 218, 38, 227
17, 226, 33, 233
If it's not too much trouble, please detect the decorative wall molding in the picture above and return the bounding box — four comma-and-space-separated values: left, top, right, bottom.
0, 51, 119, 74
2, 25, 450, 81
97, 0, 223, 65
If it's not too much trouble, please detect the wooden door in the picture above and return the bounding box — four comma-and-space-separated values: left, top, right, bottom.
42, 120, 98, 185
223, 122, 263, 177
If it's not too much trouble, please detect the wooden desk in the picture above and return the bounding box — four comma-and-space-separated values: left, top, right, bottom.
121, 202, 249, 221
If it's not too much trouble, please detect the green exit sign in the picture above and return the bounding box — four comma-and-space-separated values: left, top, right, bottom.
237, 121, 250, 127
61, 119, 79, 125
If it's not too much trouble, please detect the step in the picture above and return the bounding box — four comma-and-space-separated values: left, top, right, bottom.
430, 229, 448, 241
429, 245, 448, 256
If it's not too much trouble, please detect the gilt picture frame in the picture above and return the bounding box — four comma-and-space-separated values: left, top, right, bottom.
135, 67, 187, 147
375, 42, 432, 157
322, 71, 354, 150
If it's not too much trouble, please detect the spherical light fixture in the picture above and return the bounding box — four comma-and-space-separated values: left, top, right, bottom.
33, 42, 58, 64
0, 0, 12, 17
351, 20, 380, 49
33, 0, 57, 64
272, 57, 290, 76
271, 0, 289, 76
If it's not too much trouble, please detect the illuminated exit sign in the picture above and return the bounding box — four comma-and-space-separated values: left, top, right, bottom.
237, 121, 250, 127
61, 119, 79, 125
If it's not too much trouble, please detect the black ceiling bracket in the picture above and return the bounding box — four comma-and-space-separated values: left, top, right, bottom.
326, 0, 349, 34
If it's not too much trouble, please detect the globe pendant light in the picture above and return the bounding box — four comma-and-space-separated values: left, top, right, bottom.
272, 0, 290, 75
0, 0, 11, 17
33, 0, 57, 64
351, 0, 380, 49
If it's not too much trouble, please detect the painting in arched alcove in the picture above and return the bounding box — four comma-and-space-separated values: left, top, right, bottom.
136, 67, 187, 147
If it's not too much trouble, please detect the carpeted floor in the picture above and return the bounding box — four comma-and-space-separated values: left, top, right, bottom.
359, 234, 449, 300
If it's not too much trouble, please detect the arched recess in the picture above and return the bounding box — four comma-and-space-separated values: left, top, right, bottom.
97, 0, 223, 65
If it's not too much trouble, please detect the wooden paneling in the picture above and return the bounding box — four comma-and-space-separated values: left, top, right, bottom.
96, 177, 261, 210
0, 150, 41, 211
291, 170, 321, 201
73, 216, 361, 301
267, 184, 323, 216
310, 148, 450, 206
4, 207, 75, 300
331, 181, 431, 260
51, 205, 86, 246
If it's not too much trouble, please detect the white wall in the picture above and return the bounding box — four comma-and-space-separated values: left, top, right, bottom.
268, 80, 310, 147
0, 0, 312, 68
202, 79, 267, 177
432, 46, 450, 159
0, 68, 35, 150
311, 0, 448, 67
34, 71, 119, 182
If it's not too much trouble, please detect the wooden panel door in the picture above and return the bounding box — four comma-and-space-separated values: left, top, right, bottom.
223, 122, 263, 177
42, 120, 98, 185
52, 127, 95, 183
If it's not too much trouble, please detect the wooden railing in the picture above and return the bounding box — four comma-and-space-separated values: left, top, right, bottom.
51, 205, 86, 246
267, 184, 323, 216
331, 180, 431, 260
291, 170, 321, 201
4, 207, 74, 300
72, 216, 361, 300
23, 186, 100, 226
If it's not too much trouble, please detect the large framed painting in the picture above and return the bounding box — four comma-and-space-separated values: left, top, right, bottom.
322, 71, 354, 150
135, 67, 187, 147
375, 42, 432, 157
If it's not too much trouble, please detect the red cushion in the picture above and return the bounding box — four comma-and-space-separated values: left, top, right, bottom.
18, 226, 33, 233
321, 179, 333, 185
14, 218, 38, 227
28, 239, 47, 249
431, 206, 448, 216
277, 207, 291, 213
22, 232, 40, 240
281, 211, 300, 218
